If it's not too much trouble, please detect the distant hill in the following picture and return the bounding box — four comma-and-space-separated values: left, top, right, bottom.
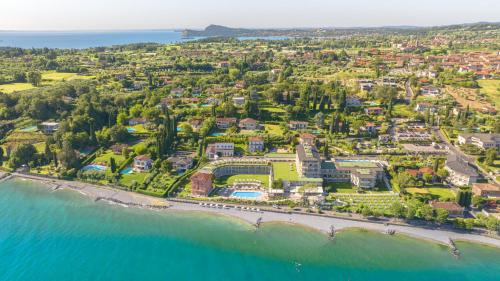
183, 22, 500, 38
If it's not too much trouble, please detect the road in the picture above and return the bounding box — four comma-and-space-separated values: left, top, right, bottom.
404, 80, 414, 102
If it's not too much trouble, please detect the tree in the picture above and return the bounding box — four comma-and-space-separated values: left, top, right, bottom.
456, 190, 472, 207
390, 201, 405, 218
484, 148, 498, 166
8, 143, 37, 168
314, 112, 325, 128
485, 217, 499, 234
58, 140, 80, 169
0, 146, 3, 165
422, 173, 434, 185
419, 205, 435, 221
109, 157, 117, 173
394, 172, 414, 193
435, 208, 449, 224
272, 179, 283, 189
27, 71, 42, 86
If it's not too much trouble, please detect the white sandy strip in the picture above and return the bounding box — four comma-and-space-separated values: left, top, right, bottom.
9, 173, 500, 248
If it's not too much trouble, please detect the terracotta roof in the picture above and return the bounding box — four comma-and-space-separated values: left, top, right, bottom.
430, 201, 464, 212
191, 172, 212, 182
473, 183, 500, 192
134, 155, 151, 161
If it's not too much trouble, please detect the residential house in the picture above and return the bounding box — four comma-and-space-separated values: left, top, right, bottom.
429, 201, 465, 217
38, 122, 59, 134
206, 143, 234, 159
288, 121, 308, 130
216, 117, 237, 129
171, 88, 184, 96
189, 119, 203, 130
232, 96, 246, 106
128, 118, 147, 126
110, 144, 129, 155
239, 118, 259, 130
415, 102, 436, 113
365, 107, 383, 115
346, 96, 363, 107
248, 136, 264, 153
190, 172, 213, 196
133, 155, 153, 172
167, 156, 194, 173
420, 86, 440, 96
472, 183, 500, 198
299, 133, 316, 145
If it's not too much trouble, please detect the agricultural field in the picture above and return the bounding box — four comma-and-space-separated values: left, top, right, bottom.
328, 193, 400, 212
478, 79, 500, 110
0, 83, 35, 93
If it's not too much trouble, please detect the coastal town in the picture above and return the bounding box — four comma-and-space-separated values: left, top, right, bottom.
0, 23, 499, 236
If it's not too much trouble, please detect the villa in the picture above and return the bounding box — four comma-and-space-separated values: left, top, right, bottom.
430, 201, 465, 217
472, 183, 500, 198
133, 155, 153, 172
233, 96, 246, 106
299, 133, 316, 145
239, 118, 259, 130
288, 121, 308, 130
216, 117, 237, 129
190, 172, 213, 196
206, 143, 235, 159
415, 102, 437, 113
248, 136, 264, 153
167, 156, 194, 173
128, 118, 147, 126
38, 122, 60, 134
365, 107, 383, 115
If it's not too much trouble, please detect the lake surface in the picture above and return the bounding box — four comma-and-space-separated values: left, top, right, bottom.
0, 30, 191, 49
0, 31, 289, 49
0, 178, 499, 281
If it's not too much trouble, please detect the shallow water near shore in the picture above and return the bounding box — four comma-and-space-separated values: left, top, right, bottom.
0, 179, 499, 281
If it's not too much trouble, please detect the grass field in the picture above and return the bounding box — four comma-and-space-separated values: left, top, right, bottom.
272, 162, 299, 181
0, 72, 94, 94
119, 172, 150, 187
478, 80, 500, 110
392, 104, 414, 118
94, 150, 126, 166
0, 83, 35, 93
265, 124, 284, 135
325, 182, 357, 193
406, 187, 456, 200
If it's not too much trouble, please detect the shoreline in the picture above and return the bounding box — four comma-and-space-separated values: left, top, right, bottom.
6, 172, 500, 249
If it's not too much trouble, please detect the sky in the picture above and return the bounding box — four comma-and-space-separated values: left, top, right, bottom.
1, 0, 499, 31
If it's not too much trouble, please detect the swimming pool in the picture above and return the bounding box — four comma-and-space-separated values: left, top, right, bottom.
82, 164, 107, 172
231, 191, 263, 199
120, 167, 133, 174
126, 127, 137, 133
210, 132, 226, 137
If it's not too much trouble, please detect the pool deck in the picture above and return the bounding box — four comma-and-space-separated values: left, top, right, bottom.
7, 172, 500, 249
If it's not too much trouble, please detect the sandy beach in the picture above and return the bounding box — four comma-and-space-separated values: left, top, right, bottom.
8, 172, 500, 249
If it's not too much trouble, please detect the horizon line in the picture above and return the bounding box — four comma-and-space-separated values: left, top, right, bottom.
1, 21, 498, 33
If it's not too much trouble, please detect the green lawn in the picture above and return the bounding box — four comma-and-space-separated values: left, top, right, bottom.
216, 174, 270, 188
119, 172, 150, 187
94, 150, 126, 166
406, 187, 456, 200
126, 124, 149, 134
478, 79, 500, 110
392, 104, 414, 118
272, 162, 299, 181
325, 182, 357, 193
262, 107, 286, 113
265, 124, 284, 135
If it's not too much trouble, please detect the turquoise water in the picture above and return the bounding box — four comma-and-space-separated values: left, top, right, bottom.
0, 179, 499, 281
82, 164, 107, 171
126, 127, 137, 133
120, 167, 133, 175
232, 191, 264, 198
0, 31, 289, 49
